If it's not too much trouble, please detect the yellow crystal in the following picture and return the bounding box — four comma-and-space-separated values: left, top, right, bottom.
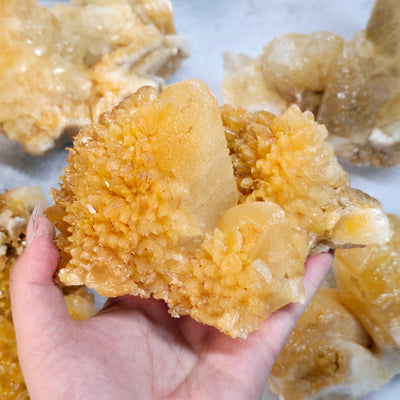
334, 214, 400, 350
0, 186, 47, 321
268, 213, 400, 399
0, 316, 28, 400
222, 0, 400, 167
0, 0, 188, 155
269, 288, 393, 400
63, 286, 97, 321
48, 80, 390, 338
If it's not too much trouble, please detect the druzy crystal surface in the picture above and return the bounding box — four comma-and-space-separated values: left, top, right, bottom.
268, 214, 400, 399
0, 0, 188, 155
269, 288, 395, 400
334, 214, 400, 351
48, 80, 390, 338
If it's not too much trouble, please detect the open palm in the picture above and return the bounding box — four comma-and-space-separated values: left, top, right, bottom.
11, 216, 332, 400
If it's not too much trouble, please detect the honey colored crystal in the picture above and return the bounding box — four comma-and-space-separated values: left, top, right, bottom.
268, 215, 400, 399
269, 288, 394, 400
261, 32, 345, 116
0, 0, 188, 155
0, 316, 28, 400
0, 186, 97, 399
334, 214, 400, 351
48, 80, 390, 338
222, 0, 400, 167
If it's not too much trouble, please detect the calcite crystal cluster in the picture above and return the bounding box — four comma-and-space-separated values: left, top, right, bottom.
269, 288, 395, 400
0, 0, 188, 155
222, 0, 400, 167
268, 214, 400, 400
0, 186, 97, 399
335, 214, 400, 352
48, 79, 390, 338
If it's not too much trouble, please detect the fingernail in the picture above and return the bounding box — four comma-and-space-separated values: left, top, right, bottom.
26, 200, 44, 247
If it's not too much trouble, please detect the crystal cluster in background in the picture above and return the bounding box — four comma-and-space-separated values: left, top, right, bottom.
223, 0, 400, 167
268, 214, 400, 399
0, 0, 188, 155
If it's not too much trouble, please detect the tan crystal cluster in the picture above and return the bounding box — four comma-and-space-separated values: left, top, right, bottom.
222, 0, 400, 167
268, 214, 400, 400
269, 288, 395, 400
335, 214, 400, 352
0, 186, 97, 399
48, 79, 390, 338
0, 0, 188, 155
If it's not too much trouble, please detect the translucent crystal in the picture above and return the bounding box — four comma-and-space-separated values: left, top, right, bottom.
269, 288, 394, 400
268, 213, 400, 399
0, 0, 188, 155
222, 0, 400, 167
222, 104, 391, 249
366, 0, 400, 57
261, 32, 344, 116
334, 214, 400, 351
222, 52, 286, 115
0, 316, 28, 400
317, 30, 400, 167
48, 80, 390, 338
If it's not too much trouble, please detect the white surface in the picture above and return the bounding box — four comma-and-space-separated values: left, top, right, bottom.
1, 1, 399, 398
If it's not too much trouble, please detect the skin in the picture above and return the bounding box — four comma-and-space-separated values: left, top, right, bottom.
10, 214, 333, 400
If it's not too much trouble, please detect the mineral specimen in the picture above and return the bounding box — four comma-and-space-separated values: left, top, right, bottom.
0, 186, 97, 399
261, 32, 345, 117
267, 214, 400, 399
62, 286, 97, 321
48, 79, 390, 338
269, 288, 394, 400
0, 0, 188, 155
222, 0, 400, 167
221, 104, 391, 250
222, 52, 286, 115
334, 214, 400, 351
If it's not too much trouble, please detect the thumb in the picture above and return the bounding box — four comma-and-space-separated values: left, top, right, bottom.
10, 202, 71, 351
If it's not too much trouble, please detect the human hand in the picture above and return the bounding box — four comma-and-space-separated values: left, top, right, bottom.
11, 210, 333, 400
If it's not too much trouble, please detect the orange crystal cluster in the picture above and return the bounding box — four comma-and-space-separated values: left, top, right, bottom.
0, 0, 188, 155
0, 186, 97, 399
268, 214, 400, 399
48, 79, 390, 338
222, 0, 400, 167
